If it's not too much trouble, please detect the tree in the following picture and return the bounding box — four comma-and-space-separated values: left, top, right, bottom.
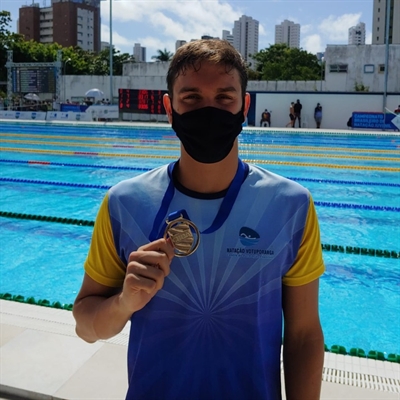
152, 48, 174, 62
0, 10, 24, 81
252, 44, 322, 81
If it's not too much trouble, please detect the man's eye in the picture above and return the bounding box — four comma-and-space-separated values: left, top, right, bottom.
183, 95, 200, 101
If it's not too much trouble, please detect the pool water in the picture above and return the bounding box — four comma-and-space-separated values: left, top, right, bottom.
0, 122, 399, 356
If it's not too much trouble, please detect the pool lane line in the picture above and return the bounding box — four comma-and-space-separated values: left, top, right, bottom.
2, 139, 400, 162
1, 148, 400, 171
2, 176, 400, 195
1, 133, 399, 153
1, 139, 180, 151
1, 177, 400, 213
2, 137, 400, 156
1, 210, 399, 259
1, 160, 399, 187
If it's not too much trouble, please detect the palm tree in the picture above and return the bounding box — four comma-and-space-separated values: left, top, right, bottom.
152, 48, 174, 62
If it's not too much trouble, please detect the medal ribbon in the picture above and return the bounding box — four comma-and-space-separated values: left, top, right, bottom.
149, 159, 249, 241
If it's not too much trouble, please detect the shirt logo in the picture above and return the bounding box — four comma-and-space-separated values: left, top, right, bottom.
239, 227, 260, 246
226, 227, 274, 258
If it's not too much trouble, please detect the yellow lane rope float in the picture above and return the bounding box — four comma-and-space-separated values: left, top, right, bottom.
1, 139, 399, 162
1, 133, 399, 154
1, 147, 399, 172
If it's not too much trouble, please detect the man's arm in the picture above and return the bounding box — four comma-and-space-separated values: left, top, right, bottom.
73, 239, 174, 343
282, 279, 324, 400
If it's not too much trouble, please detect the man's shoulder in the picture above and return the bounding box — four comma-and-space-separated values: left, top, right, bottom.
247, 164, 309, 196
109, 164, 169, 199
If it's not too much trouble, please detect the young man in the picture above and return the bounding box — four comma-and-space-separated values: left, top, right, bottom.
260, 108, 271, 127
73, 39, 325, 400
293, 99, 302, 128
286, 102, 295, 127
314, 103, 323, 129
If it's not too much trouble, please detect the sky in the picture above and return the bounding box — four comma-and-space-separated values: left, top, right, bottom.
1, 0, 373, 61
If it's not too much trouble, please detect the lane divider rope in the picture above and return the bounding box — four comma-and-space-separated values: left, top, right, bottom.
0, 211, 398, 258
1, 149, 399, 171
2, 132, 399, 154
1, 159, 399, 187
2, 140, 399, 162
1, 178, 399, 212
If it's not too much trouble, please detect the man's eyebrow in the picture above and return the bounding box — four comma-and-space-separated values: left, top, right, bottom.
177, 86, 238, 94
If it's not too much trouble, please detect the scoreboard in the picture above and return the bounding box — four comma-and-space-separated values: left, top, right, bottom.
12, 67, 56, 94
119, 89, 167, 114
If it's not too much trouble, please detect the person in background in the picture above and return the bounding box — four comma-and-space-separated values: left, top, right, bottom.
394, 105, 400, 114
260, 108, 271, 127
286, 102, 295, 127
314, 103, 323, 129
293, 99, 302, 128
73, 39, 325, 400
347, 116, 353, 129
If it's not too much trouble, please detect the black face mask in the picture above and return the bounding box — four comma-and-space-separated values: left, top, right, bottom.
171, 106, 245, 164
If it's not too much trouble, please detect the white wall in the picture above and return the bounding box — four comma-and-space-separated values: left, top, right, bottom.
61, 66, 400, 129
255, 93, 400, 129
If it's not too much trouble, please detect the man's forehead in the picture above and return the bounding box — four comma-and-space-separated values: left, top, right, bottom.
173, 64, 240, 91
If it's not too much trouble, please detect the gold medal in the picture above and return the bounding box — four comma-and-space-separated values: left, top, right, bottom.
164, 215, 200, 257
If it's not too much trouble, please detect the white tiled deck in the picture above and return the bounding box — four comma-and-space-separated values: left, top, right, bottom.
1, 300, 399, 400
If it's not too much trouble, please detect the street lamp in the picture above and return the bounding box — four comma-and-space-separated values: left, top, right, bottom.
109, 0, 113, 105
319, 57, 324, 92
64, 58, 71, 102
101, 0, 113, 104
64, 57, 71, 74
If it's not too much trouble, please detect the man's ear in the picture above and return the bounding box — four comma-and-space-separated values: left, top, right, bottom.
163, 94, 173, 124
243, 92, 251, 118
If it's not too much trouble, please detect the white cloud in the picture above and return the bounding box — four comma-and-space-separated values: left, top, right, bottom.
318, 13, 362, 42
302, 34, 323, 54
301, 24, 313, 35
101, 24, 132, 49
101, 0, 242, 40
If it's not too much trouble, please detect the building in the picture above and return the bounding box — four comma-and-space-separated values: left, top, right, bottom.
222, 30, 234, 46
133, 43, 146, 62
101, 41, 110, 51
324, 44, 400, 92
175, 40, 187, 51
232, 15, 259, 68
348, 22, 366, 45
372, 0, 400, 44
18, 0, 101, 52
275, 19, 300, 49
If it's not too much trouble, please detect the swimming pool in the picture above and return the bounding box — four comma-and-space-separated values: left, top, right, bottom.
0, 121, 399, 360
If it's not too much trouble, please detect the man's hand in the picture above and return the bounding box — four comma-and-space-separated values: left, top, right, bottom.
119, 239, 175, 313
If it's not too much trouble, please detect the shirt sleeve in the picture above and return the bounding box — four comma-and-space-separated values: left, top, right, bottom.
282, 196, 325, 286
84, 193, 127, 287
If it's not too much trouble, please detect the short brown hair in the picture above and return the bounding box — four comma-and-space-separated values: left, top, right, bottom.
166, 39, 248, 98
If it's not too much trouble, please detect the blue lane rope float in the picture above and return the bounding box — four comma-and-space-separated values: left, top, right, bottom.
0, 177, 110, 190
1, 177, 399, 212
1, 291, 399, 363
0, 211, 398, 259
1, 159, 400, 187
313, 201, 399, 212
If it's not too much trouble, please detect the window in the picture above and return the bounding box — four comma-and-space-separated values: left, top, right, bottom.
364, 64, 374, 73
329, 64, 348, 73
379, 64, 385, 73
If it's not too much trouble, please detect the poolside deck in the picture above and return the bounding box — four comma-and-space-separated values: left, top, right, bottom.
1, 300, 399, 399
